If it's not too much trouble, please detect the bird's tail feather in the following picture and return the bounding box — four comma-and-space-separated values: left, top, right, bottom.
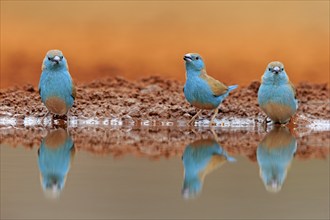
228, 85, 238, 92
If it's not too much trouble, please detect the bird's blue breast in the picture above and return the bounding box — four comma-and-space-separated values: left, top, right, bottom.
257, 138, 297, 188
258, 84, 296, 107
258, 83, 297, 122
38, 138, 73, 176
182, 142, 222, 195
38, 136, 74, 190
39, 70, 74, 109
184, 76, 222, 109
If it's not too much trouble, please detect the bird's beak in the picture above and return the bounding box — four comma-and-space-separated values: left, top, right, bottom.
266, 180, 281, 193
273, 66, 280, 74
53, 55, 61, 64
183, 54, 192, 62
182, 188, 191, 199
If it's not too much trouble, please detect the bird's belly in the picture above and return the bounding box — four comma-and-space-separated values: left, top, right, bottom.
261, 102, 295, 123
44, 129, 68, 148
40, 71, 74, 110
190, 101, 217, 110
258, 84, 297, 123
184, 81, 219, 110
45, 97, 68, 115
259, 84, 296, 106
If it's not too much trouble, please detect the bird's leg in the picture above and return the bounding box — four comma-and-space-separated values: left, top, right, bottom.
190, 127, 199, 137
263, 116, 272, 124
188, 109, 202, 126
210, 108, 219, 126
261, 116, 271, 131
66, 109, 72, 122
65, 110, 72, 133
211, 127, 219, 142
41, 111, 50, 125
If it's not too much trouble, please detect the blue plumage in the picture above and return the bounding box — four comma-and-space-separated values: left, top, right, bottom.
257, 126, 297, 193
182, 138, 235, 199
38, 128, 75, 198
258, 61, 298, 124
183, 53, 238, 125
39, 49, 75, 116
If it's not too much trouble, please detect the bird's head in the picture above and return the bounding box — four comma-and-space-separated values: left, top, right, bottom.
42, 49, 68, 71
265, 179, 282, 193
267, 61, 285, 75
40, 174, 66, 199
262, 61, 289, 85
182, 179, 202, 200
183, 53, 205, 72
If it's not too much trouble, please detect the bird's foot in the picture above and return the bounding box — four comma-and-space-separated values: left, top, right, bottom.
41, 111, 50, 124
187, 109, 202, 127
53, 114, 67, 121
190, 127, 200, 137
210, 128, 219, 142
53, 122, 68, 129
209, 120, 217, 126
210, 108, 219, 127
52, 114, 68, 128
264, 117, 272, 124
262, 117, 271, 131
187, 119, 195, 126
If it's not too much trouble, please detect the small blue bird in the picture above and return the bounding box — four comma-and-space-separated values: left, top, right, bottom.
182, 138, 235, 199
258, 61, 298, 124
183, 53, 238, 125
257, 126, 297, 193
38, 128, 75, 198
39, 49, 76, 118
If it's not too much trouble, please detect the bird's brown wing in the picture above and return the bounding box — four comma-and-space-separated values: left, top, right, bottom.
200, 154, 227, 180
200, 70, 228, 97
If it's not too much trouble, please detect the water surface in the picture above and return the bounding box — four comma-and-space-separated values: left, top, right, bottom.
1, 124, 329, 219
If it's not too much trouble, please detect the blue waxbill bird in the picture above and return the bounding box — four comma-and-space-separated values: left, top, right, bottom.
258, 61, 298, 124
39, 49, 76, 119
183, 53, 238, 126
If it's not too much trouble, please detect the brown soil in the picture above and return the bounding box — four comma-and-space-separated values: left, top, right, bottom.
0, 76, 329, 161
0, 76, 329, 121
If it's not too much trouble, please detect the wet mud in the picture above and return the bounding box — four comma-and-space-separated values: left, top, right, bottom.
0, 126, 328, 162
0, 77, 329, 161
0, 76, 329, 122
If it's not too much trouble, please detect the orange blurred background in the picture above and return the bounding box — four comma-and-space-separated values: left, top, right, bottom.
1, 1, 329, 88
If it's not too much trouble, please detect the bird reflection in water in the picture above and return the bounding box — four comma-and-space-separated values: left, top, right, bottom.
38, 128, 75, 199
181, 133, 235, 199
257, 126, 297, 193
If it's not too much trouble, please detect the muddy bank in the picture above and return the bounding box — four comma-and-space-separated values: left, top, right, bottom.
0, 76, 329, 124
1, 127, 328, 161
1, 76, 329, 161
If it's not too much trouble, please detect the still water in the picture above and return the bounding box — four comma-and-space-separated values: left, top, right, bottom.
1, 125, 329, 219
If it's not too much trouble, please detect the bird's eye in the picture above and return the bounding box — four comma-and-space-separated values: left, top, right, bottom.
60, 56, 63, 59
281, 68, 284, 71
196, 57, 199, 60
48, 57, 51, 61
268, 68, 272, 71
